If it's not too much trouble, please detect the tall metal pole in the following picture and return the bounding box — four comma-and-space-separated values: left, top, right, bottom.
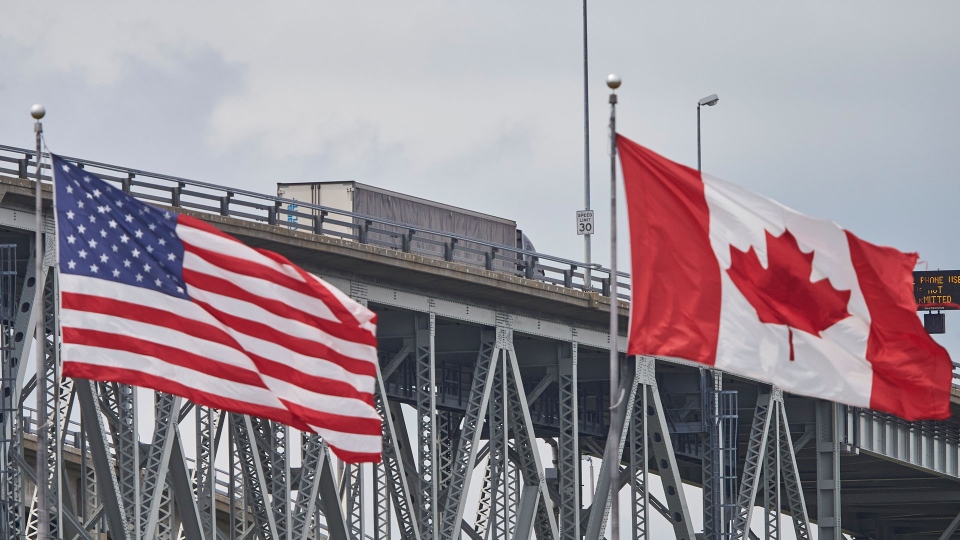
31, 103, 48, 540
582, 0, 592, 288
605, 73, 621, 540
697, 104, 702, 172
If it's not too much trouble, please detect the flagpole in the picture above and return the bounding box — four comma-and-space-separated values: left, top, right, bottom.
31, 103, 48, 540
605, 73, 621, 540
582, 0, 592, 289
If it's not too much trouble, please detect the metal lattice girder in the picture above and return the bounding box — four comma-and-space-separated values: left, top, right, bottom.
777, 398, 810, 540
76, 380, 130, 540
268, 421, 291, 540
292, 433, 323, 540
140, 392, 181, 540
376, 367, 420, 540
486, 349, 508, 540
763, 393, 781, 540
557, 342, 580, 540
629, 356, 653, 540
228, 415, 248, 540
115, 383, 140, 539
702, 370, 721, 540
415, 312, 438, 540
373, 459, 390, 540
504, 342, 559, 540
0, 242, 23, 539
196, 406, 224, 540
437, 329, 497, 540
233, 414, 278, 540
39, 268, 62, 537
13, 450, 95, 540
815, 401, 841, 540
437, 410, 462, 496
344, 463, 365, 539
733, 393, 775, 540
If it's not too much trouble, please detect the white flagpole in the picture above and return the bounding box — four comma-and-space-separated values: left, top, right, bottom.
605, 73, 621, 540
31, 103, 48, 540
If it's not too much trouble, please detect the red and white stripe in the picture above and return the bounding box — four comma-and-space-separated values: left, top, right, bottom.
61, 214, 381, 462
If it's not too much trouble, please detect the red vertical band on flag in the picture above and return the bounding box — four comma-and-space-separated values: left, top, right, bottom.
618, 135, 722, 364
845, 231, 952, 420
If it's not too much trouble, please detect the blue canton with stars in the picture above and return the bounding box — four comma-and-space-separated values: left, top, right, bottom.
54, 156, 190, 301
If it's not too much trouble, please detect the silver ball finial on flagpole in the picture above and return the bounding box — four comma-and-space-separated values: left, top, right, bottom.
31, 103, 46, 120
606, 73, 622, 90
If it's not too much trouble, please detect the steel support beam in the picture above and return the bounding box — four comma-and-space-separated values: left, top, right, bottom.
557, 342, 580, 540
816, 402, 841, 540
140, 392, 181, 540
415, 313, 438, 540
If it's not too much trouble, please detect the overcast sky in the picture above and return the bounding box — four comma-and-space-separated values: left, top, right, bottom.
4, 3, 958, 536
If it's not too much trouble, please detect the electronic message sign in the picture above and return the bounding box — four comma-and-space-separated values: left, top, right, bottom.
914, 271, 960, 310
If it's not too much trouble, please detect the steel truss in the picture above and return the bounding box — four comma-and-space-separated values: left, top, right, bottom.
0, 238, 833, 540
732, 389, 810, 540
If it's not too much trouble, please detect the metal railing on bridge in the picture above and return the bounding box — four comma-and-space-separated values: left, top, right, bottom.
0, 145, 631, 300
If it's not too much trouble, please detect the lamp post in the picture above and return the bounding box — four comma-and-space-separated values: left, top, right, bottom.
697, 94, 719, 171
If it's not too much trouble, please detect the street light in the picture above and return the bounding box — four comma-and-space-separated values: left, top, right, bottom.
697, 94, 719, 171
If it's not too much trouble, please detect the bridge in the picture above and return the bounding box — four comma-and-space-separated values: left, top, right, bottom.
0, 144, 959, 540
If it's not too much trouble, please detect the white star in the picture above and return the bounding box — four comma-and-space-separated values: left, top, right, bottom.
92, 189, 101, 198
154, 278, 162, 287
176, 286, 184, 294
97, 205, 108, 214
86, 193, 93, 200
90, 264, 99, 273
164, 212, 172, 220
108, 220, 117, 229
148, 223, 156, 231
87, 239, 97, 249
88, 215, 96, 223
125, 214, 134, 223
83, 176, 91, 183
99, 254, 108, 263
111, 244, 119, 252
67, 260, 76, 269
99, 229, 107, 238
135, 274, 143, 282
66, 235, 76, 245
158, 238, 166, 246
131, 248, 140, 258
147, 245, 154, 253
135, 229, 143, 239
143, 263, 152, 272
66, 210, 75, 220
123, 259, 131, 268
143, 206, 151, 213
66, 186, 73, 194
112, 269, 120, 278
117, 200, 123, 208
77, 201, 85, 209
120, 234, 129, 244
77, 225, 86, 234
78, 249, 88, 259
167, 253, 176, 261
61, 164, 70, 172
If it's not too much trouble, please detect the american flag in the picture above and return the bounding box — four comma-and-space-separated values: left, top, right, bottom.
53, 155, 381, 462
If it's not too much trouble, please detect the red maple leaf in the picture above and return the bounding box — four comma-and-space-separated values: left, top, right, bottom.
727, 229, 851, 360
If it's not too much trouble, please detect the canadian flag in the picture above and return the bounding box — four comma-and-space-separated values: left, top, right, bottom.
618, 135, 952, 420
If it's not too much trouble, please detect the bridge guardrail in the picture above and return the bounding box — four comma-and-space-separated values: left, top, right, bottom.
0, 145, 631, 300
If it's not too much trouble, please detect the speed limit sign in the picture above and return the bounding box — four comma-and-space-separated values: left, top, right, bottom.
576, 210, 594, 236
